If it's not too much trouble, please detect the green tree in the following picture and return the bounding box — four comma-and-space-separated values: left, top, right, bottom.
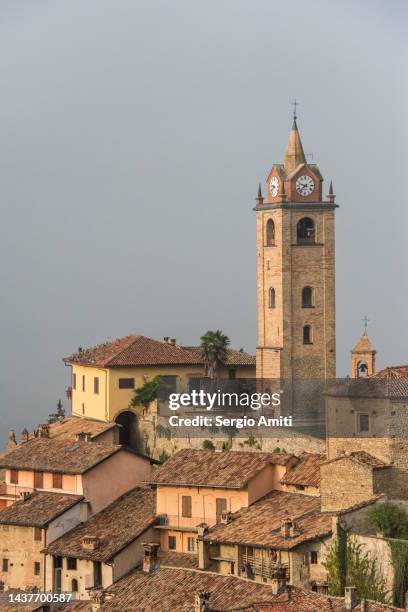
129, 376, 162, 409
324, 526, 388, 603
369, 502, 408, 539
200, 330, 230, 379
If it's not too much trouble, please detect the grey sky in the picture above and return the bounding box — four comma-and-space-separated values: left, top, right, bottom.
0, 0, 407, 447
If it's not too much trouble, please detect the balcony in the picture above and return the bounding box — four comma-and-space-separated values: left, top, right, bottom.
241, 553, 289, 581
156, 514, 211, 531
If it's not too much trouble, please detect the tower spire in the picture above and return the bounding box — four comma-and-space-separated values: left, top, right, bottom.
283, 109, 306, 172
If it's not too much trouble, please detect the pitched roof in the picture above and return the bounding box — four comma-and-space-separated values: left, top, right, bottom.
255, 591, 403, 612
352, 332, 375, 353
322, 451, 390, 470
150, 449, 295, 488
280, 453, 325, 487
0, 437, 122, 474
203, 491, 332, 549
374, 365, 408, 379
182, 346, 255, 367
43, 488, 155, 562
63, 335, 255, 368
99, 566, 281, 612
0, 491, 83, 528
46, 417, 117, 441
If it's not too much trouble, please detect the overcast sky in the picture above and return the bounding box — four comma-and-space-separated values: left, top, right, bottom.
0, 0, 407, 447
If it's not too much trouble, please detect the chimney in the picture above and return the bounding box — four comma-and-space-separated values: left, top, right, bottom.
289, 520, 300, 538
197, 523, 209, 538
142, 542, 160, 574
20, 428, 30, 443
281, 518, 292, 539
5, 431, 17, 452
194, 591, 210, 612
345, 586, 358, 610
163, 337, 170, 343
271, 577, 287, 595
37, 424, 50, 438
220, 511, 233, 525
215, 441, 225, 452
170, 338, 176, 345
21, 491, 32, 501
76, 432, 92, 442
82, 536, 100, 551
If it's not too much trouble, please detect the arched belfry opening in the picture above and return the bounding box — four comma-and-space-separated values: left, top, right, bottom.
351, 323, 376, 378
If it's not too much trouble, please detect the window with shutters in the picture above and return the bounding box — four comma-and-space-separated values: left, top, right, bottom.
52, 473, 63, 489
10, 470, 19, 485
181, 496, 192, 518
168, 536, 176, 550
187, 537, 195, 552
310, 551, 318, 564
34, 527, 42, 542
34, 472, 44, 489
73, 373, 76, 390
82, 375, 85, 392
216, 498, 227, 523
2, 559, 9, 572
34, 561, 41, 575
94, 377, 99, 394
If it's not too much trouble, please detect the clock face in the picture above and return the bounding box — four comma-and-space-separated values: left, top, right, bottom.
296, 175, 315, 196
269, 176, 279, 197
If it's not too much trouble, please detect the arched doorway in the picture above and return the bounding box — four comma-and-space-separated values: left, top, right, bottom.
115, 411, 140, 450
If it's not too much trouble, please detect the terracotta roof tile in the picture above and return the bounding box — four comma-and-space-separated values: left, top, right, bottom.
280, 453, 325, 487
0, 438, 121, 475
0, 491, 83, 527
322, 452, 390, 470
98, 567, 403, 612
99, 567, 280, 612
44, 488, 155, 562
203, 491, 332, 549
63, 335, 255, 368
150, 449, 295, 488
46, 417, 117, 441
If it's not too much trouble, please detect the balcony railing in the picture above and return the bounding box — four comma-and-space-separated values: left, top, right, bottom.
157, 514, 213, 530
241, 554, 289, 581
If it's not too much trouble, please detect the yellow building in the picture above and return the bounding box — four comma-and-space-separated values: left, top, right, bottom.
63, 335, 255, 445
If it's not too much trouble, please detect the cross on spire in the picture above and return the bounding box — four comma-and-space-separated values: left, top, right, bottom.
362, 316, 370, 334
292, 99, 299, 120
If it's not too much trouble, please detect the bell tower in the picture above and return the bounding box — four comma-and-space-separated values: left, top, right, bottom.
255, 114, 337, 382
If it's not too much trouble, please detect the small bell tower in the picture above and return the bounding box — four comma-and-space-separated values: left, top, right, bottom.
351, 318, 376, 378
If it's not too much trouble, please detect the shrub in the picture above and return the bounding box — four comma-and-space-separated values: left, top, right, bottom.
202, 440, 215, 451
369, 502, 408, 539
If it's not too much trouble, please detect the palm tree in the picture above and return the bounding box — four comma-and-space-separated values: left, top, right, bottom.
200, 330, 230, 380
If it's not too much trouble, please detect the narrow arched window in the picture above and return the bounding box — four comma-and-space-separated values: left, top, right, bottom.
269, 287, 276, 308
303, 325, 312, 344
266, 219, 275, 246
302, 287, 313, 308
71, 579, 78, 592
297, 217, 315, 244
